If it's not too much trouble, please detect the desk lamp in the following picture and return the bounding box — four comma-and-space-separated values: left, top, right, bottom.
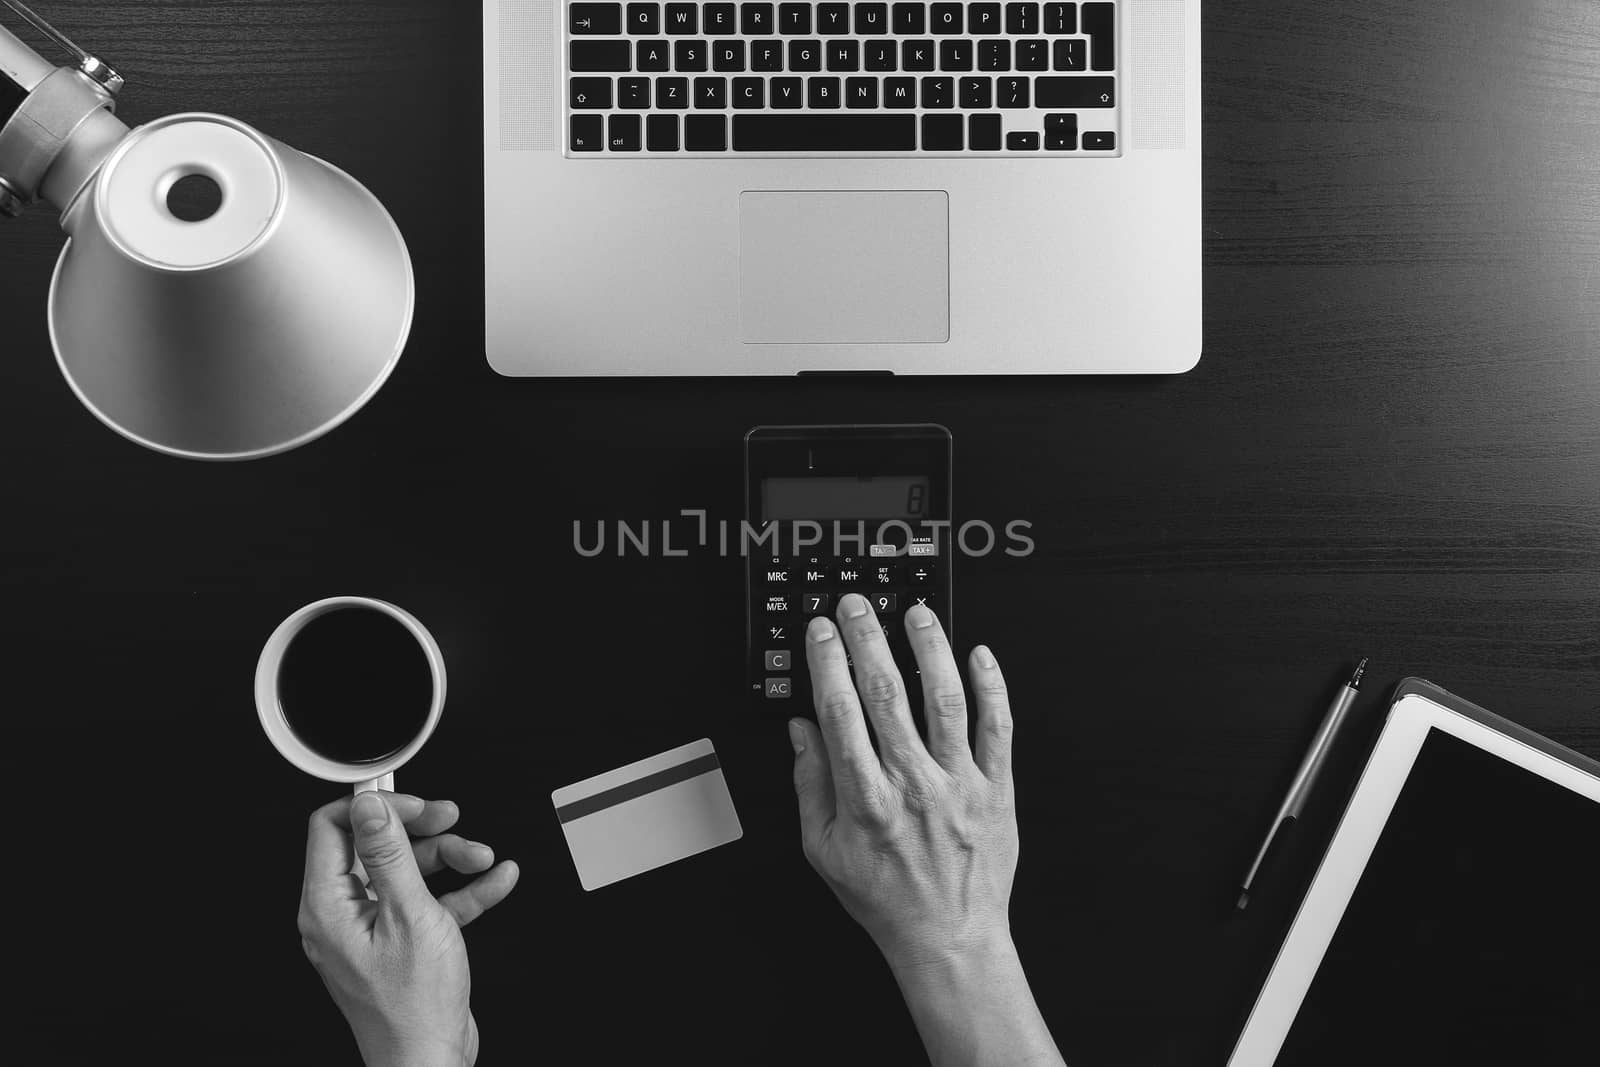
0, 0, 413, 460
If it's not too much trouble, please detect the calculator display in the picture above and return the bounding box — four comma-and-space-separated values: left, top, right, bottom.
761, 476, 931, 521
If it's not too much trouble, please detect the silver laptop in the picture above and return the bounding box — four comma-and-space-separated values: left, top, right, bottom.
483, 0, 1201, 374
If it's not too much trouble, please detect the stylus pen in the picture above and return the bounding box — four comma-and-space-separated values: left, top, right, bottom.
1236, 658, 1368, 911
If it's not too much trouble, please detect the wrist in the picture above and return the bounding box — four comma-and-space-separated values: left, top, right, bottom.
880, 927, 1021, 992
359, 1030, 470, 1067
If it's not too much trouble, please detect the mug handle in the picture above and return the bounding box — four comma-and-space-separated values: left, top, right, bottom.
351, 774, 396, 889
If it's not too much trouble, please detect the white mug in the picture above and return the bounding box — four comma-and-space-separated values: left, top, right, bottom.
255, 596, 446, 795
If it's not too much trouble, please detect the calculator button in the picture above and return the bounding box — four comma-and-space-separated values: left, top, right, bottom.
907, 541, 938, 557
758, 558, 793, 585
907, 561, 937, 585
765, 677, 793, 699
760, 594, 797, 616
869, 563, 901, 586
764, 649, 792, 671
801, 560, 830, 583
764, 624, 793, 643
836, 563, 864, 584
802, 593, 832, 616
869, 592, 899, 614
906, 592, 941, 616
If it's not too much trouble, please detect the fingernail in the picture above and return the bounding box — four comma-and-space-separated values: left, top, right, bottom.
841, 594, 869, 619
908, 603, 935, 629
975, 646, 997, 669
788, 720, 806, 753
809, 617, 836, 642
352, 791, 389, 833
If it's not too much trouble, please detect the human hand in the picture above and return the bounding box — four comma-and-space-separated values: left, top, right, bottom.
789, 594, 1017, 974
299, 792, 520, 1067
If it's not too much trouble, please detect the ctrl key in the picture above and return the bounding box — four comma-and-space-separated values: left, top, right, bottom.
570, 115, 603, 152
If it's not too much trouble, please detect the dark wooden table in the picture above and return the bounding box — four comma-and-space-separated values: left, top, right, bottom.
5, 1, 1598, 1063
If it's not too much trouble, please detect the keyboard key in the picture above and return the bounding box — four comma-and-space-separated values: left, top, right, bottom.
959, 74, 991, 107
818, 2, 851, 31
608, 113, 641, 151
978, 39, 1009, 70
1082, 1, 1114, 69
637, 39, 670, 69
765, 677, 793, 699
570, 3, 622, 34
969, 112, 1002, 150
1044, 2, 1075, 32
837, 561, 864, 584
705, 3, 736, 32
695, 76, 727, 107
1045, 112, 1077, 149
892, 2, 925, 33
940, 39, 973, 70
906, 591, 943, 615
802, 593, 832, 616
865, 40, 898, 70
626, 3, 660, 33
1083, 130, 1115, 149
869, 563, 902, 586
618, 76, 652, 107
790, 39, 822, 70
968, 2, 1001, 32
752, 39, 784, 69
665, 3, 698, 32
921, 76, 954, 107
868, 592, 900, 614
657, 76, 689, 107
906, 560, 938, 584
884, 76, 916, 107
921, 113, 963, 150
931, 2, 964, 32
997, 76, 1029, 107
734, 76, 765, 106
1035, 75, 1114, 106
1006, 130, 1039, 150
687, 115, 728, 149
570, 114, 604, 150
828, 40, 860, 70
569, 77, 613, 108
903, 40, 936, 70
808, 76, 841, 108
714, 39, 747, 70
765, 649, 793, 672
846, 76, 879, 107
779, 2, 811, 32
1053, 38, 1085, 70
646, 114, 680, 150
1005, 2, 1038, 33
733, 114, 917, 150
770, 77, 804, 107
1016, 39, 1048, 70
741, 3, 774, 34
856, 2, 889, 33
675, 39, 707, 70
570, 40, 631, 71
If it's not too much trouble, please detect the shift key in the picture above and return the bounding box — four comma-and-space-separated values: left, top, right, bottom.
1034, 76, 1115, 107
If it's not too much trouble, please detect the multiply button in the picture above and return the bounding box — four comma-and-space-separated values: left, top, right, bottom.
765, 677, 793, 699
764, 650, 792, 671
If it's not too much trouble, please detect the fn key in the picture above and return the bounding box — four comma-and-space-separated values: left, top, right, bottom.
570, 115, 603, 151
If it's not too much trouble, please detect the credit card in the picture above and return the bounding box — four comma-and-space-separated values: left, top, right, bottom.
552, 738, 743, 891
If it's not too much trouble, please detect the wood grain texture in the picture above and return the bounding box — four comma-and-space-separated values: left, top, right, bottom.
1, 1, 1596, 1064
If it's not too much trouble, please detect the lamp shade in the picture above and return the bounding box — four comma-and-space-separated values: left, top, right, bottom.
48, 112, 413, 460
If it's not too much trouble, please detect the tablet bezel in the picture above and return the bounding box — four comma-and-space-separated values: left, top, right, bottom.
1227, 679, 1600, 1067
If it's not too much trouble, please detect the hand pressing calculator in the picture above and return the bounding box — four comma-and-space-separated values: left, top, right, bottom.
746, 426, 953, 713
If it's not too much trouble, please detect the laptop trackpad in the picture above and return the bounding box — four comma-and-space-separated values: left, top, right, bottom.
740, 191, 950, 344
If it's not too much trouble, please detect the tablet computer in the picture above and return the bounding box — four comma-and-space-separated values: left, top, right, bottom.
1228, 678, 1600, 1067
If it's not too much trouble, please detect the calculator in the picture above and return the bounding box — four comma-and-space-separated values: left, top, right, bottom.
746, 425, 953, 713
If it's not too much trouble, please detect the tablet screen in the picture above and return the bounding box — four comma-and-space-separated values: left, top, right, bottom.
1276, 727, 1600, 1064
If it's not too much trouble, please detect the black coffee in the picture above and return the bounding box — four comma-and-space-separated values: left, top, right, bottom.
278, 607, 434, 764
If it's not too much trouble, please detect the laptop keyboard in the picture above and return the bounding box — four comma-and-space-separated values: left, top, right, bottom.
565, 2, 1120, 155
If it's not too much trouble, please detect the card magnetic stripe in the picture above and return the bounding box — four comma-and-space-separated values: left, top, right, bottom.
554, 752, 723, 823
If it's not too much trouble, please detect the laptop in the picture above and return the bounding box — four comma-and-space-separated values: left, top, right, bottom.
483, 0, 1201, 374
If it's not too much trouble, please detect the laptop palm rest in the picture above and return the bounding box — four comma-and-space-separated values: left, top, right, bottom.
739, 191, 950, 345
